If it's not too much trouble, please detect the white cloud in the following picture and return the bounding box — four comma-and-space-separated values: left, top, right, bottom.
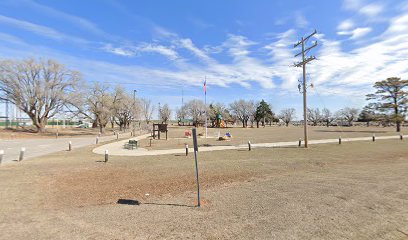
294, 11, 308, 28
343, 0, 364, 10
337, 27, 372, 39
337, 19, 354, 31
9, 0, 110, 39
0, 14, 88, 44
359, 3, 383, 17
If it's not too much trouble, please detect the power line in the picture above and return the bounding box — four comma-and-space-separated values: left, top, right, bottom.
294, 29, 318, 148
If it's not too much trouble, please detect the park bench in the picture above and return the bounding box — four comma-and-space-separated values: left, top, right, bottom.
124, 140, 138, 150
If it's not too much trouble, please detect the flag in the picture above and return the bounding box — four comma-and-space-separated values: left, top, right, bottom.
204, 79, 207, 94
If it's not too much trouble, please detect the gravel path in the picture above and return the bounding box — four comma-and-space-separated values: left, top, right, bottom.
93, 134, 406, 156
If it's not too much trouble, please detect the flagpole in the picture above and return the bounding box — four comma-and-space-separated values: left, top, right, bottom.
205, 76, 207, 138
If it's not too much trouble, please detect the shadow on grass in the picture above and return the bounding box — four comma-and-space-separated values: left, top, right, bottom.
117, 199, 195, 208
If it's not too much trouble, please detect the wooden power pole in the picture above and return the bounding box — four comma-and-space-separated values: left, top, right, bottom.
294, 30, 318, 148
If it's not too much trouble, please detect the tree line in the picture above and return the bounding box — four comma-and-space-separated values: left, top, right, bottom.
0, 59, 406, 132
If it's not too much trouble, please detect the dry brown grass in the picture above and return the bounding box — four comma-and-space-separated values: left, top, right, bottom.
1, 136, 408, 239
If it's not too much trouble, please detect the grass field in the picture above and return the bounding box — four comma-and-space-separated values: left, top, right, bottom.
140, 125, 405, 150
1, 133, 408, 239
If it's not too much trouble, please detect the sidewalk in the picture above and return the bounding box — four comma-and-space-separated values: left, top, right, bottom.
92, 134, 406, 157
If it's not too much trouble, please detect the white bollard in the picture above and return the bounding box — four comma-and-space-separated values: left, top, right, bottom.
0, 150, 4, 164
117, 133, 119, 140
105, 150, 109, 163
19, 147, 25, 162
96, 136, 99, 144
68, 141, 72, 151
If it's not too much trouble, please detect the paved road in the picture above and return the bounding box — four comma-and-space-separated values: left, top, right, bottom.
0, 132, 135, 164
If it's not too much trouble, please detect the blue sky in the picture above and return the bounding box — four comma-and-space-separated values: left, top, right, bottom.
0, 0, 407, 119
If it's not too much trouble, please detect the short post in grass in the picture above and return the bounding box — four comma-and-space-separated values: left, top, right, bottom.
96, 136, 99, 144
372, 134, 376, 142
68, 141, 72, 151
19, 147, 25, 162
298, 138, 302, 147
339, 136, 342, 145
104, 150, 109, 163
185, 144, 189, 156
0, 150, 4, 164
400, 134, 403, 140
192, 128, 201, 207
248, 141, 252, 151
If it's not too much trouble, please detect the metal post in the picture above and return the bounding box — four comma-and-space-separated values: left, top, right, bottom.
372, 134, 376, 142
19, 147, 25, 161
339, 136, 342, 145
185, 144, 189, 156
248, 141, 252, 151
105, 150, 109, 163
298, 138, 302, 147
192, 128, 200, 207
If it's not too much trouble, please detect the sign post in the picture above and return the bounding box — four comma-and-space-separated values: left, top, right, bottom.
192, 128, 201, 207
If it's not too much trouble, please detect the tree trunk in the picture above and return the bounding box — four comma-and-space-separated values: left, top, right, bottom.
99, 125, 105, 134
256, 121, 259, 128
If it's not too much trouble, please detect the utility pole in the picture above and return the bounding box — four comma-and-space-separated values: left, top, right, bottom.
294, 30, 318, 148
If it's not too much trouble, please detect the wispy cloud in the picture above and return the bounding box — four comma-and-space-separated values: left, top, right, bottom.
359, 3, 383, 17
0, 14, 89, 44
7, 0, 110, 39
337, 27, 372, 39
337, 19, 354, 31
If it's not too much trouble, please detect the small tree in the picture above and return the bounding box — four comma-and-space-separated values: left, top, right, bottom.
159, 104, 172, 123
366, 77, 408, 132
358, 105, 377, 127
321, 108, 336, 127
338, 107, 359, 126
185, 99, 207, 127
279, 108, 296, 127
229, 99, 255, 128
141, 98, 155, 124
307, 108, 322, 126
176, 105, 188, 125
255, 100, 273, 128
0, 59, 80, 132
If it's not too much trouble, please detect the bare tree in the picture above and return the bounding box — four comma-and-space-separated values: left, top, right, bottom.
84, 83, 114, 133
279, 108, 296, 127
0, 59, 80, 132
307, 108, 322, 126
112, 87, 140, 131
159, 104, 172, 123
176, 105, 188, 125
229, 99, 254, 128
321, 108, 336, 127
141, 98, 155, 124
338, 107, 359, 126
185, 99, 206, 127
